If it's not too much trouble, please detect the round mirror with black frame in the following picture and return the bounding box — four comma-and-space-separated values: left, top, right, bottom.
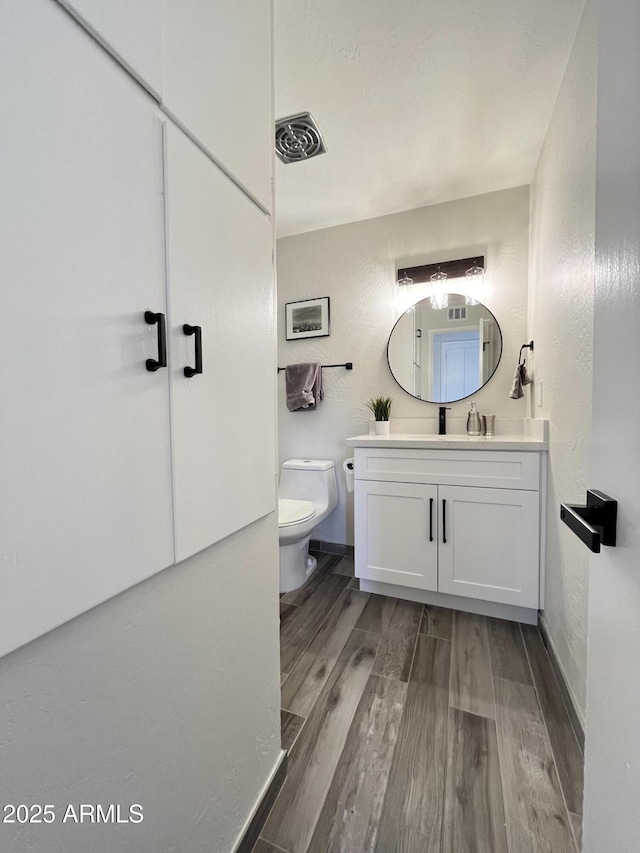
387, 293, 503, 403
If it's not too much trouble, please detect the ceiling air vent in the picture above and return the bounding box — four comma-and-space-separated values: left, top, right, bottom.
275, 113, 327, 164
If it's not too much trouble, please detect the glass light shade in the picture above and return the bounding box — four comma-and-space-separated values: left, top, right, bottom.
429, 268, 448, 309
465, 260, 484, 306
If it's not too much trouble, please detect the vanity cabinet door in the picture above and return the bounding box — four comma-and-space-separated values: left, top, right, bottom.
0, 1, 174, 657
355, 481, 438, 591
438, 486, 539, 608
163, 121, 276, 563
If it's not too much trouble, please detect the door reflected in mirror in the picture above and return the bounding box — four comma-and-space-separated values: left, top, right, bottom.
387, 294, 502, 403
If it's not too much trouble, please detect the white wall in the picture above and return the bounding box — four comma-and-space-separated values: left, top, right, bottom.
277, 186, 529, 546
0, 515, 282, 853
528, 0, 596, 722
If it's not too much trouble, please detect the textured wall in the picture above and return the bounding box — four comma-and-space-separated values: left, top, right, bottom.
0, 515, 282, 853
528, 0, 596, 722
277, 186, 529, 546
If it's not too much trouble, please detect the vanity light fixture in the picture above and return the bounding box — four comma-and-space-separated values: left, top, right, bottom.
430, 266, 449, 310
465, 259, 485, 306
396, 256, 485, 287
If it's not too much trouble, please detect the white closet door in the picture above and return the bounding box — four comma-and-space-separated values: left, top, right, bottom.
164, 122, 276, 563
162, 0, 273, 212
58, 0, 163, 98
438, 486, 539, 607
0, 2, 174, 657
355, 481, 439, 591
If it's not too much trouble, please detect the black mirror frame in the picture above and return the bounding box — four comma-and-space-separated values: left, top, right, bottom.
386, 293, 503, 404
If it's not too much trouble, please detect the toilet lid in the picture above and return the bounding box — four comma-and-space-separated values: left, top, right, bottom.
278, 498, 316, 526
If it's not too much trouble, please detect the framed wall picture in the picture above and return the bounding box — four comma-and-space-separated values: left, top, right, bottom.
285, 296, 330, 340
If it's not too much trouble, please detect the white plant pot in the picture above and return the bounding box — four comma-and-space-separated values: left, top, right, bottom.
374, 420, 390, 435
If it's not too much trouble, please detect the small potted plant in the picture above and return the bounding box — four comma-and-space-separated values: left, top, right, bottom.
367, 396, 392, 435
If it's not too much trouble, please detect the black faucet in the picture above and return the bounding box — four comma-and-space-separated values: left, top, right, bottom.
439, 406, 451, 435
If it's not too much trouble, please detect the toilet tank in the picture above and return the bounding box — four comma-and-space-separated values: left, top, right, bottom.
279, 459, 337, 509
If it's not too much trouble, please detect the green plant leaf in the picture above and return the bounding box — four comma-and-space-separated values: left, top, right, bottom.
366, 396, 392, 421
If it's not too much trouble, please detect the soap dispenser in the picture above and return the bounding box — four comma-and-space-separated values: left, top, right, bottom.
467, 401, 481, 436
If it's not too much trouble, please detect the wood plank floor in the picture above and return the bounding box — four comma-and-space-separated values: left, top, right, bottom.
261, 554, 584, 853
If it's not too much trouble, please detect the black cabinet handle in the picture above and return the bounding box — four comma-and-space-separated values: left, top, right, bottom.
429, 498, 434, 542
183, 324, 202, 377
442, 499, 447, 544
145, 311, 167, 372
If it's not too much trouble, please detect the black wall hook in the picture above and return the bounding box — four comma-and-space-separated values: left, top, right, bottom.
519, 340, 534, 363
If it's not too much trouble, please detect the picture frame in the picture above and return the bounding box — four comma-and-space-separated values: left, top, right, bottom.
285, 296, 331, 340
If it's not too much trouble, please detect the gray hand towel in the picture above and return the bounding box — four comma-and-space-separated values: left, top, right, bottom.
285, 363, 324, 412
509, 361, 531, 399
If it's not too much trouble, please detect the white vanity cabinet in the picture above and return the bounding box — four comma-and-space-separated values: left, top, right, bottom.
353, 443, 545, 617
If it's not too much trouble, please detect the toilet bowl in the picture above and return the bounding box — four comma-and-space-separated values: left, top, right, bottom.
278, 459, 338, 593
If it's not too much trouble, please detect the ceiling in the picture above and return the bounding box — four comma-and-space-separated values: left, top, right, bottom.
274, 0, 585, 238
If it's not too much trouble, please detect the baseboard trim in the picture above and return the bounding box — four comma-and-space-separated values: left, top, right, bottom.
359, 579, 538, 625
309, 540, 354, 557
538, 616, 585, 752
233, 749, 287, 853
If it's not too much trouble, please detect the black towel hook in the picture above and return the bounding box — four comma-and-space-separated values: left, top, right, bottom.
519, 341, 534, 364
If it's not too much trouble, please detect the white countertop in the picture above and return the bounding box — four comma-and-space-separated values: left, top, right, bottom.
345, 433, 548, 451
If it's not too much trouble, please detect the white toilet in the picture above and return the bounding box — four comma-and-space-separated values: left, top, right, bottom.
278, 459, 338, 592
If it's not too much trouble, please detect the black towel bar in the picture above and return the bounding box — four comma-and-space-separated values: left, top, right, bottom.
277, 362, 353, 373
